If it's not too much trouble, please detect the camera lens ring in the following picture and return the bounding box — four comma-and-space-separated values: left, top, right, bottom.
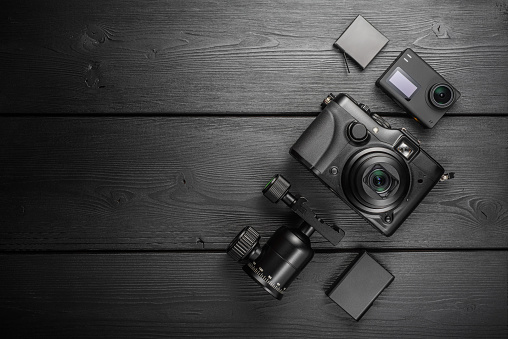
342, 148, 410, 213
430, 83, 454, 108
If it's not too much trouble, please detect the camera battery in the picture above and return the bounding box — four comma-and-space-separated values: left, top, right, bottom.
327, 251, 393, 321
334, 15, 389, 69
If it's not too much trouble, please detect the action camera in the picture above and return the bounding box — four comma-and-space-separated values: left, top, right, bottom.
290, 93, 444, 236
227, 174, 344, 299
376, 48, 461, 128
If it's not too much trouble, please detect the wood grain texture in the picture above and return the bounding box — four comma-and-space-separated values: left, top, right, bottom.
0, 116, 506, 251
1, 0, 507, 113
0, 251, 506, 338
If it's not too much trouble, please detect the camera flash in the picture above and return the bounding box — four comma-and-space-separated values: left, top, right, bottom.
397, 142, 413, 159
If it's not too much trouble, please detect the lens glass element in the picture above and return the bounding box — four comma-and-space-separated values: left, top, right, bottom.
430, 84, 454, 108
368, 169, 391, 193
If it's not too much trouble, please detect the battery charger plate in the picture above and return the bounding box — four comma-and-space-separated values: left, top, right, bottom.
334, 15, 389, 69
327, 251, 394, 320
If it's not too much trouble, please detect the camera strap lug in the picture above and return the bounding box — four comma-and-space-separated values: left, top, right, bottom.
440, 172, 455, 181
401, 128, 421, 145
322, 93, 335, 108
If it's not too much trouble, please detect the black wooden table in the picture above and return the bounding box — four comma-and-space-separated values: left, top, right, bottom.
1, 1, 507, 337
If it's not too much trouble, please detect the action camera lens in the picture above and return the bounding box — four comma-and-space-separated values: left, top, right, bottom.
369, 169, 391, 193
430, 84, 454, 108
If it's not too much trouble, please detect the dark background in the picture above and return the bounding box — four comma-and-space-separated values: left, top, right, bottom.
1, 0, 507, 337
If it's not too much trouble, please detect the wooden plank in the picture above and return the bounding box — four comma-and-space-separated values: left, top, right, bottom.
0, 116, 506, 250
1, 0, 507, 113
0, 251, 506, 338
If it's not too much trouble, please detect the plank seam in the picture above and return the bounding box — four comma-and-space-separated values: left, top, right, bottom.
0, 248, 506, 255
0, 113, 507, 118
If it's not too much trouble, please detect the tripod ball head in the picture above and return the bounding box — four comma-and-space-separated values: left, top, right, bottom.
227, 174, 344, 299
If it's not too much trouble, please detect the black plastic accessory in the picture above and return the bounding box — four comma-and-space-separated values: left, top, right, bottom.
334, 15, 389, 71
227, 174, 344, 300
327, 251, 394, 321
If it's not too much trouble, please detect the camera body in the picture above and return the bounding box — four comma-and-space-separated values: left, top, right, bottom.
376, 48, 461, 128
290, 93, 444, 236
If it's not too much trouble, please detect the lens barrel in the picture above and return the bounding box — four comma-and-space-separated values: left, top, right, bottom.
343, 148, 409, 213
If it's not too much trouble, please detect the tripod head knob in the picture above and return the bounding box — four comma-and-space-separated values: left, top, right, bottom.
226, 226, 261, 263
263, 174, 291, 203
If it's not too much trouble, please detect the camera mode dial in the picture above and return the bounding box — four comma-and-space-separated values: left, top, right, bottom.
370, 113, 391, 129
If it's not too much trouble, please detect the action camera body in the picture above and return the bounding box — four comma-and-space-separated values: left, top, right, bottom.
290, 93, 444, 236
376, 48, 461, 128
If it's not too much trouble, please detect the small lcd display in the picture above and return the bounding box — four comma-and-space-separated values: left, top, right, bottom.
388, 68, 418, 99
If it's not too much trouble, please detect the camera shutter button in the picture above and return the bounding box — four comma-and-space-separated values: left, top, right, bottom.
348, 122, 368, 143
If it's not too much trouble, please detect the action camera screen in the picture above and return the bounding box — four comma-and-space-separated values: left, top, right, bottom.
388, 67, 419, 99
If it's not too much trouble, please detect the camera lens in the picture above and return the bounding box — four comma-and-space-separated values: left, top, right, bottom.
430, 84, 454, 108
342, 148, 409, 213
368, 169, 391, 193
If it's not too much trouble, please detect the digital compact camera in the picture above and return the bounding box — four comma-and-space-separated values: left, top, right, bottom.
376, 48, 461, 128
290, 93, 444, 236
